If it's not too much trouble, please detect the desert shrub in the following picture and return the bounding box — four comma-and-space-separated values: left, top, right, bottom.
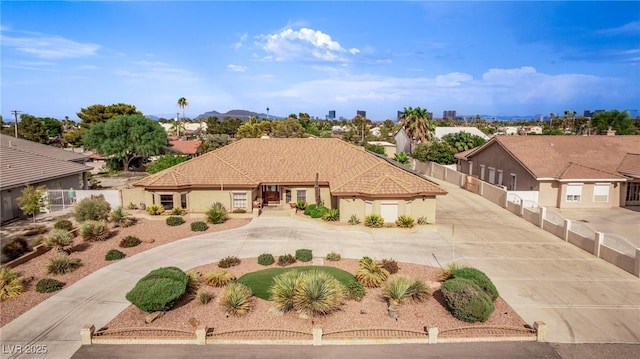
105, 249, 126, 261
197, 290, 213, 304
80, 220, 110, 241
293, 270, 346, 316
417, 216, 429, 225
170, 207, 186, 216
186, 270, 202, 294
303, 204, 316, 216
450, 267, 499, 302
296, 200, 307, 210
345, 280, 366, 301
206, 202, 228, 224
74, 196, 111, 222
382, 276, 431, 305
364, 214, 384, 228
109, 207, 136, 228
441, 277, 494, 323
36, 278, 64, 293
439, 262, 467, 282
2, 237, 31, 261
325, 252, 341, 261
309, 206, 329, 219
380, 258, 399, 274
269, 270, 299, 312
126, 202, 138, 210
231, 208, 246, 214
119, 236, 141, 248
220, 282, 253, 316
277, 254, 296, 267
217, 256, 241, 268
295, 249, 313, 262
203, 270, 236, 287
145, 204, 164, 216
355, 257, 389, 287
44, 229, 73, 252
257, 253, 275, 266
0, 267, 24, 300
322, 209, 340, 221
395, 215, 415, 228
47, 256, 82, 274
125, 267, 188, 313
166, 216, 185, 226
190, 221, 208, 232
348, 214, 360, 225
53, 219, 74, 231
23, 224, 48, 236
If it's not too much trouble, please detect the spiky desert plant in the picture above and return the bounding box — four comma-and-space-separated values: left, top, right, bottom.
206, 202, 228, 224
186, 270, 202, 294
383, 276, 432, 305
203, 270, 236, 287
293, 270, 346, 316
46, 256, 82, 274
269, 270, 300, 312
0, 267, 24, 300
220, 282, 253, 316
109, 207, 136, 227
355, 257, 389, 288
197, 289, 213, 304
439, 262, 467, 282
395, 215, 415, 228
44, 229, 74, 253
80, 220, 110, 241
406, 278, 432, 303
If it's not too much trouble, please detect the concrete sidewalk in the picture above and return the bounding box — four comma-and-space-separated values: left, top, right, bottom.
1, 180, 639, 359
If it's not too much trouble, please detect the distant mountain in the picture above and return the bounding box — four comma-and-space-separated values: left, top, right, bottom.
195, 109, 276, 120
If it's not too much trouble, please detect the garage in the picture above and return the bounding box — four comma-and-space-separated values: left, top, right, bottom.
380, 202, 398, 223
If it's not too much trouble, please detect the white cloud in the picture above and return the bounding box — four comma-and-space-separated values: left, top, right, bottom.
435, 72, 473, 87
114, 60, 200, 83
232, 33, 248, 50
598, 21, 640, 35
257, 27, 359, 62
227, 64, 247, 72
1, 32, 100, 59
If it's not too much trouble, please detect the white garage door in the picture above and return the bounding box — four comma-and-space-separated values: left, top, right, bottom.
380, 203, 398, 223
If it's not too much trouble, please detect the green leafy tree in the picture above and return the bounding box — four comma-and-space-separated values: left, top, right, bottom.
18, 183, 47, 223
364, 143, 386, 156
379, 119, 397, 142
203, 116, 221, 134
77, 103, 142, 128
343, 114, 373, 144
258, 121, 273, 136
412, 140, 456, 165
592, 110, 634, 135
273, 118, 304, 138
63, 128, 86, 148
219, 117, 244, 136
235, 123, 263, 139
146, 153, 190, 174
442, 132, 486, 152
38, 117, 62, 138
84, 114, 167, 171
198, 134, 231, 154
17, 114, 49, 143
176, 97, 188, 136
400, 106, 433, 151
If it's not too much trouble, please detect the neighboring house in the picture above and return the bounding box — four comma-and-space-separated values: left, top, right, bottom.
456, 135, 640, 208
124, 138, 447, 223
0, 134, 91, 223
518, 126, 543, 135
366, 141, 397, 158
165, 135, 201, 156
394, 127, 411, 155
496, 126, 519, 135
434, 127, 490, 141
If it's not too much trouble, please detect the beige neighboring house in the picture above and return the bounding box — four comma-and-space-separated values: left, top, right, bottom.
456, 135, 640, 208
366, 141, 397, 158
124, 138, 447, 223
0, 134, 91, 223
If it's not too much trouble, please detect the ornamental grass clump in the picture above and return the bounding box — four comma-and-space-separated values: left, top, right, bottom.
382, 276, 431, 305
109, 207, 136, 228
220, 282, 253, 316
269, 270, 299, 312
2, 238, 31, 261
44, 229, 74, 253
206, 202, 228, 224
203, 270, 236, 287
395, 215, 415, 228
47, 256, 82, 274
80, 220, 110, 241
0, 267, 24, 300
355, 256, 389, 288
270, 270, 346, 316
186, 270, 202, 294
364, 214, 384, 228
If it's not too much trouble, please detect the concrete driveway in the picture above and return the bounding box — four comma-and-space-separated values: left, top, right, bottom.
1, 180, 639, 359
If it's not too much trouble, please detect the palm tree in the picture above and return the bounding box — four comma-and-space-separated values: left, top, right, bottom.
177, 97, 188, 137
400, 106, 433, 152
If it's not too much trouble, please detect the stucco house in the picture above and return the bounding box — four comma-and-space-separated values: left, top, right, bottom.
0, 134, 90, 223
366, 141, 397, 158
434, 127, 490, 141
456, 135, 640, 208
124, 138, 447, 223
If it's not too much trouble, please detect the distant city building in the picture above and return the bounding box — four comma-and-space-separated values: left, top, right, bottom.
583, 110, 593, 118
443, 110, 457, 119
356, 110, 366, 118
327, 110, 336, 120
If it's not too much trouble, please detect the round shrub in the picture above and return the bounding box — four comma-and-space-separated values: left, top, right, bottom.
36, 278, 64, 293
125, 267, 189, 313
74, 196, 111, 222
364, 214, 384, 228
2, 237, 31, 261
105, 249, 126, 261
310, 206, 329, 219
303, 204, 317, 216
257, 253, 275, 266
190, 221, 209, 232
277, 254, 296, 267
441, 277, 494, 323
380, 258, 399, 274
325, 252, 341, 261
450, 267, 499, 302
203, 270, 236, 287
295, 249, 313, 262
166, 216, 185, 226
346, 280, 366, 301
53, 219, 74, 231
119, 236, 141, 248
217, 256, 241, 268
80, 220, 110, 241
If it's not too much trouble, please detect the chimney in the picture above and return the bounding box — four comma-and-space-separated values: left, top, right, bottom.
606, 126, 616, 136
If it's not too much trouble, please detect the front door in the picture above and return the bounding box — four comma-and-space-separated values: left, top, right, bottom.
626, 182, 640, 206
262, 185, 280, 205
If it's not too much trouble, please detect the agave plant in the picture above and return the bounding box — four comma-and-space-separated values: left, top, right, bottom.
204, 270, 236, 287
0, 267, 24, 300
355, 257, 389, 287
44, 228, 74, 253
220, 282, 253, 316
292, 270, 346, 316
269, 270, 300, 312
382, 276, 431, 305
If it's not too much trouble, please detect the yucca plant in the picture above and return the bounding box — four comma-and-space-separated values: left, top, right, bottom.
322, 209, 340, 222
355, 256, 389, 287
220, 282, 253, 316
269, 270, 300, 312
109, 207, 135, 227
170, 207, 186, 216
382, 276, 431, 305
406, 278, 432, 303
348, 214, 360, 225
80, 220, 110, 241
47, 256, 82, 274
206, 202, 228, 224
0, 267, 24, 300
364, 214, 384, 228
395, 215, 415, 228
186, 270, 202, 294
145, 204, 164, 215
203, 270, 236, 287
197, 289, 213, 304
44, 229, 74, 253
439, 262, 467, 282
293, 270, 346, 316
417, 216, 429, 225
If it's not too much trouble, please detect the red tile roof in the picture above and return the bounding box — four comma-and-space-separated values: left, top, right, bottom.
166, 137, 201, 155
135, 138, 446, 197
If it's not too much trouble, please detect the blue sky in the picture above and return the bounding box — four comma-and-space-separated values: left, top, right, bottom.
1, 1, 639, 121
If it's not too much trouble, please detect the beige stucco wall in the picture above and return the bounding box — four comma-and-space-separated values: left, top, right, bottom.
124, 188, 255, 212
538, 181, 559, 208
283, 186, 332, 207
339, 196, 437, 224
558, 182, 621, 209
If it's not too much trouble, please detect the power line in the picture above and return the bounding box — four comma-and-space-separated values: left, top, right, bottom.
11, 110, 21, 138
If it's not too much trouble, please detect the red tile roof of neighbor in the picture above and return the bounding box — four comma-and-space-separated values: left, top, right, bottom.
135, 138, 447, 197
166, 137, 201, 155
469, 135, 640, 180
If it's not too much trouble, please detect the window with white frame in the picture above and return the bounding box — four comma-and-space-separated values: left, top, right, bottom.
510, 173, 517, 190
232, 192, 247, 209
497, 170, 503, 186
566, 183, 582, 203
488, 167, 496, 184
593, 183, 609, 202
296, 190, 306, 202
469, 161, 473, 175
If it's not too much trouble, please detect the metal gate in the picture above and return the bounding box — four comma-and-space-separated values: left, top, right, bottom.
626, 182, 640, 206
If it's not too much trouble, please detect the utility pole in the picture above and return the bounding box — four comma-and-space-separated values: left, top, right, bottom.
176, 112, 180, 137
11, 110, 21, 137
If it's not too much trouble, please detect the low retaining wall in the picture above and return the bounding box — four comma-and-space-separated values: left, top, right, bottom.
2, 244, 51, 269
